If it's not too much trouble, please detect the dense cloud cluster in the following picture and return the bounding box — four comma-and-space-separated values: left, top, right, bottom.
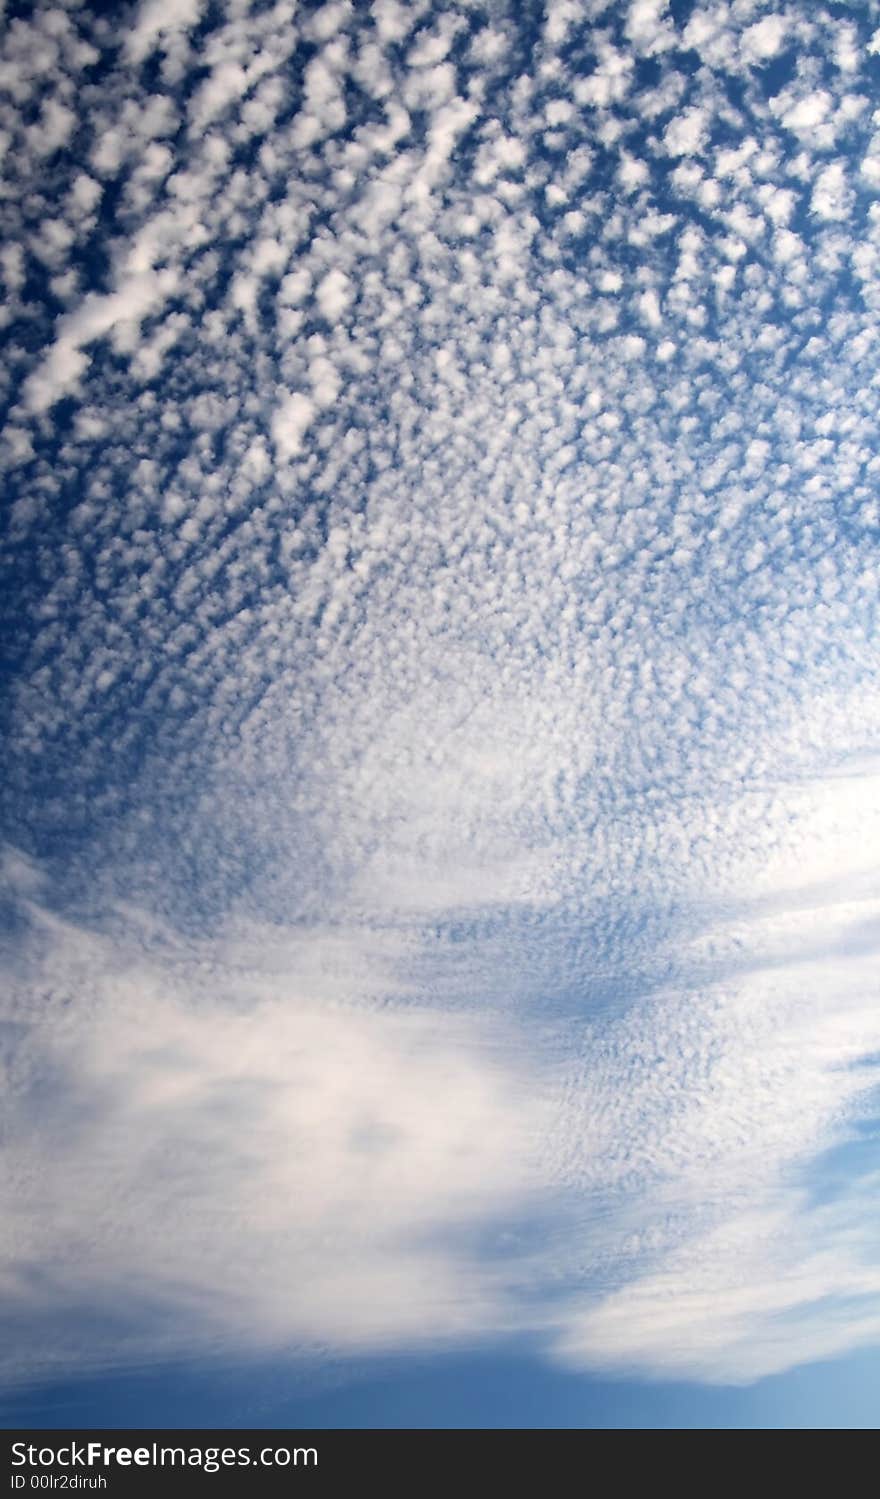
2, 0, 880, 1386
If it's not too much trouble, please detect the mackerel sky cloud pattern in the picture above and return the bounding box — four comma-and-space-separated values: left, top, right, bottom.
2, 0, 880, 1392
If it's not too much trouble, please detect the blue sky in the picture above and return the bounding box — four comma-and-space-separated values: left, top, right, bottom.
2, 0, 880, 1428
6, 1339, 880, 1429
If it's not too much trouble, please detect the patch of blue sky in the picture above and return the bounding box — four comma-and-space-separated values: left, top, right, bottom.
4, 1341, 880, 1429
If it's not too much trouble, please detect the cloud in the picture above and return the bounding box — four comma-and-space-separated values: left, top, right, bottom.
126, 0, 205, 65
626, 0, 675, 58
811, 161, 853, 221
4, 750, 879, 1386
741, 15, 787, 64
272, 390, 316, 461
663, 106, 708, 157
0, 898, 546, 1383
3, 0, 880, 1393
24, 268, 179, 411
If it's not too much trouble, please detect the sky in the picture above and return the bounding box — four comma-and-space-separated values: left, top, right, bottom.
1, 0, 880, 1430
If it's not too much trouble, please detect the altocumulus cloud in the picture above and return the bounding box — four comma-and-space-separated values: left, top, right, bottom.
1, 0, 880, 1387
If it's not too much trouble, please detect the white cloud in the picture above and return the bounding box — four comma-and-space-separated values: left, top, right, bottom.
779, 90, 832, 133
271, 390, 316, 460
126, 0, 204, 64
626, 0, 675, 58
741, 15, 787, 65
0, 905, 544, 1382
23, 257, 178, 410
316, 267, 353, 321
811, 161, 852, 220
638, 287, 662, 327
663, 106, 708, 157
